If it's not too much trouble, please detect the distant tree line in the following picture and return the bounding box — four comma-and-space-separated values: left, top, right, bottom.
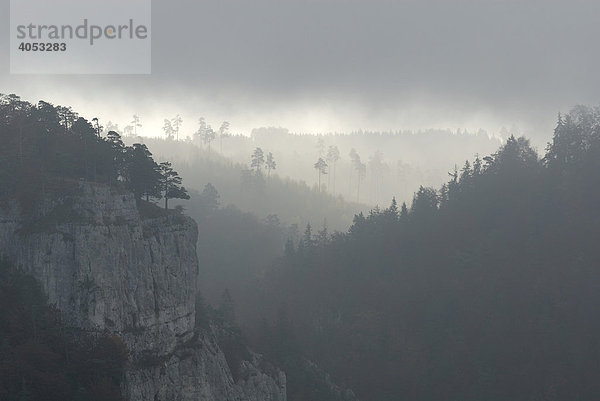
124, 135, 363, 232
192, 117, 230, 153
245, 127, 501, 205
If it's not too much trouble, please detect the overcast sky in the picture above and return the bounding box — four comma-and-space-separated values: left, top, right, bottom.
2, 0, 600, 145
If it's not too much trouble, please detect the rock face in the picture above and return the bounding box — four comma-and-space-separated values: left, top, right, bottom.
0, 184, 285, 401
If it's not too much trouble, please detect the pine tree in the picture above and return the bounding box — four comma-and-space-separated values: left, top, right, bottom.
200, 183, 220, 212
326, 145, 340, 194
125, 144, 161, 201
194, 117, 207, 144
266, 152, 276, 178
219, 121, 230, 153
314, 157, 328, 192
251, 148, 265, 175
158, 161, 190, 209
171, 114, 183, 141
202, 126, 216, 153
131, 114, 142, 136
400, 202, 408, 220
163, 119, 175, 139
302, 223, 314, 249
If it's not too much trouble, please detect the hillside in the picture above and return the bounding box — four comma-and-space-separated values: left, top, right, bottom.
123, 135, 365, 232
245, 106, 600, 401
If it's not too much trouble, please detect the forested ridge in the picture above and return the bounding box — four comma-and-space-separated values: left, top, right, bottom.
249, 106, 600, 401
0, 94, 189, 212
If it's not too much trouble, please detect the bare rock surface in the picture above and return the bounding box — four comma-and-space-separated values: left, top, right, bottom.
0, 184, 285, 401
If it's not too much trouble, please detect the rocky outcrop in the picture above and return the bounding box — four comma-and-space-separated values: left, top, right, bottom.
0, 183, 285, 401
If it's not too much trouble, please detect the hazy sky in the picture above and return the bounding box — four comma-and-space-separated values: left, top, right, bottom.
2, 0, 599, 145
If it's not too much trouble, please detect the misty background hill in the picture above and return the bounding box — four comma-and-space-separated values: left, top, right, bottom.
118, 122, 502, 217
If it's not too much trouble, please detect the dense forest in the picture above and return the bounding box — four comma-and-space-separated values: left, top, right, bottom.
0, 94, 189, 213
244, 106, 600, 400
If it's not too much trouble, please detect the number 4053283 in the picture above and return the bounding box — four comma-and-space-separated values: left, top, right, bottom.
18, 42, 66, 52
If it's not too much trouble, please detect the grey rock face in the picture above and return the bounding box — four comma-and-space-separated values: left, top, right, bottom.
0, 184, 285, 401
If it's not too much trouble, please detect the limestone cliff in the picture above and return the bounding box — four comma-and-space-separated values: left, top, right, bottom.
0, 183, 285, 401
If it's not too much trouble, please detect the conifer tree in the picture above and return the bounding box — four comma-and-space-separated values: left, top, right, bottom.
159, 161, 190, 209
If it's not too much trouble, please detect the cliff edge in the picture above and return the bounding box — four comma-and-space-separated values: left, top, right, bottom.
0, 183, 285, 401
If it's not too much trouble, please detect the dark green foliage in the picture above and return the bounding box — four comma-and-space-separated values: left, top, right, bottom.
189, 196, 288, 328
252, 108, 600, 400
199, 183, 220, 212
0, 260, 128, 401
255, 310, 356, 401
158, 161, 190, 209
0, 94, 186, 211
125, 143, 162, 201
137, 199, 170, 219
